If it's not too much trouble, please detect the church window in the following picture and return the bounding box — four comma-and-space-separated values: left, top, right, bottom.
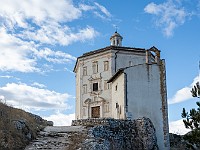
92, 62, 98, 74
115, 85, 118, 91
93, 96, 97, 101
116, 103, 119, 108
104, 61, 109, 71
104, 104, 109, 112
83, 84, 87, 94
104, 80, 110, 90
119, 106, 121, 114
83, 108, 86, 116
93, 83, 98, 91
83, 67, 87, 76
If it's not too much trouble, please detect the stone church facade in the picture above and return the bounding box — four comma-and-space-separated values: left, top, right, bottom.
73, 32, 170, 149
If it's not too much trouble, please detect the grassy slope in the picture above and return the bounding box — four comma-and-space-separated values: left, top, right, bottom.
0, 102, 49, 150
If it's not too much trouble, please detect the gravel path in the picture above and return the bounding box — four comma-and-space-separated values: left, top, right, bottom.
25, 126, 86, 150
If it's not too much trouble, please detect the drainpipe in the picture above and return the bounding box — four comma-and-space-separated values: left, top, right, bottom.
124, 72, 128, 118
114, 50, 120, 72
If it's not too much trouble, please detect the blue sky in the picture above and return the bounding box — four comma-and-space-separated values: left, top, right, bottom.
0, 0, 199, 134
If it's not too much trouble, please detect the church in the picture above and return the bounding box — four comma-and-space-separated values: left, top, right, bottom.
73, 31, 170, 149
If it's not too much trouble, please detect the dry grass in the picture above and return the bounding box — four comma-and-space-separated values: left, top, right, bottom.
0, 102, 49, 150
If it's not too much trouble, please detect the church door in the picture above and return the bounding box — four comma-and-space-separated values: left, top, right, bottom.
91, 106, 100, 118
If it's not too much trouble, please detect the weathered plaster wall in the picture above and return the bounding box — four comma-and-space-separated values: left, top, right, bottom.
75, 65, 81, 119
77, 51, 113, 119
124, 63, 168, 149
111, 73, 125, 119
115, 51, 146, 71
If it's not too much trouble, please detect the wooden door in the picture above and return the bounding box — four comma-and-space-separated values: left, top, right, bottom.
91, 106, 100, 118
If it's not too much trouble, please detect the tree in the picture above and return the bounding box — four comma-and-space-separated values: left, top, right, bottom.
191, 82, 200, 98
181, 82, 200, 148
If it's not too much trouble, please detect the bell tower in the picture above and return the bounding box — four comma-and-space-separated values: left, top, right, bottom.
110, 31, 123, 46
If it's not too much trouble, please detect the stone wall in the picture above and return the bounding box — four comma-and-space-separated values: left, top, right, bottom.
72, 118, 114, 126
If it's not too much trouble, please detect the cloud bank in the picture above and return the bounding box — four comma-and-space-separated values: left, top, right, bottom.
0, 0, 111, 73
169, 76, 200, 104
44, 112, 75, 126
0, 82, 71, 111
169, 119, 191, 135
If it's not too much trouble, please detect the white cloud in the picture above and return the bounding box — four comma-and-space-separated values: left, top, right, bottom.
169, 119, 191, 135
0, 26, 78, 72
44, 112, 75, 126
144, 2, 161, 15
0, 0, 81, 28
0, 83, 71, 111
0, 75, 14, 79
0, 95, 5, 103
0, 27, 38, 72
19, 24, 98, 46
94, 2, 111, 18
0, 75, 20, 81
0, 27, 79, 72
64, 68, 74, 74
144, 0, 188, 37
0, 0, 103, 73
36, 48, 76, 64
169, 76, 200, 104
0, 0, 99, 46
79, 2, 112, 20
31, 82, 46, 88
79, 4, 95, 11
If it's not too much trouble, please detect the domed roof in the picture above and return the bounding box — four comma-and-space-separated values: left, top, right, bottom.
110, 31, 123, 39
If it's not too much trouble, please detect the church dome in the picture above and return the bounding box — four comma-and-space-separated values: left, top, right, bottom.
110, 31, 123, 46
110, 31, 123, 39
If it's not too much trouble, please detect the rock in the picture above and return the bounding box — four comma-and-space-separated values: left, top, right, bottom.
13, 119, 26, 130
26, 117, 158, 150
47, 121, 54, 126
12, 119, 33, 140
79, 117, 158, 150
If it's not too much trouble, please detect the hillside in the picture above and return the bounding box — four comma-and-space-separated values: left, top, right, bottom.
0, 102, 52, 150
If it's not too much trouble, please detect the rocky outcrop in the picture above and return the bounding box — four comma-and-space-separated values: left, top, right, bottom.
26, 117, 158, 150
74, 117, 158, 150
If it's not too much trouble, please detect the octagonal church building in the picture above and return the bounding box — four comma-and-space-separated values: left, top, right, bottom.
73, 31, 170, 149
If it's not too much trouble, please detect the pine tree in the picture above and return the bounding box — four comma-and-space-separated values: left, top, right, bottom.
181, 82, 200, 148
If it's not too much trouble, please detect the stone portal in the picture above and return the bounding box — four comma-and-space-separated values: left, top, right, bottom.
91, 106, 100, 118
